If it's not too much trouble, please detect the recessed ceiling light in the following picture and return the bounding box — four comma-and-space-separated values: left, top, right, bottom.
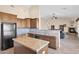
62, 8, 67, 10
10, 5, 15, 8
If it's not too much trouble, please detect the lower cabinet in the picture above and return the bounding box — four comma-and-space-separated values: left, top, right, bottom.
40, 35, 56, 49
28, 33, 56, 49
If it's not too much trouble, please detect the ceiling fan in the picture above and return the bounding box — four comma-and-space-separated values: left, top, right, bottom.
51, 13, 58, 19
76, 17, 79, 22
10, 5, 15, 8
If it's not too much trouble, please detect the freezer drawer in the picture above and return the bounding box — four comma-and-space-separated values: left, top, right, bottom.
1, 38, 13, 50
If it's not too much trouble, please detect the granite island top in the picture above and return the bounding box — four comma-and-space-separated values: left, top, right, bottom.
29, 29, 60, 36
13, 35, 49, 52
28, 29, 60, 49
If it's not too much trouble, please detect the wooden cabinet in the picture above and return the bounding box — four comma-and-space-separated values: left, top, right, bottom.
30, 19, 37, 28
25, 18, 38, 28
17, 18, 21, 27
40, 35, 56, 49
0, 12, 17, 23
0, 12, 38, 28
14, 36, 48, 54
25, 18, 30, 28
22, 19, 27, 27
17, 18, 27, 28
17, 18, 38, 28
28, 33, 56, 49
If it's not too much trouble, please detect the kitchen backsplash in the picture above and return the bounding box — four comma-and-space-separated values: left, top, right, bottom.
17, 28, 30, 36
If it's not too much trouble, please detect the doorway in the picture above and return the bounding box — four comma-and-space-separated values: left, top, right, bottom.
51, 25, 55, 30
59, 25, 64, 31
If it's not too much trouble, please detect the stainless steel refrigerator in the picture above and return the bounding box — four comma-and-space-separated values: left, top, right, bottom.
0, 22, 16, 50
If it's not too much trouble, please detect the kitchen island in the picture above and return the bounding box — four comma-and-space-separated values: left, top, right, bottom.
13, 35, 49, 54
28, 29, 60, 49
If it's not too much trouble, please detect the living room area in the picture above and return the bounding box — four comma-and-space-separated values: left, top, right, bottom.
39, 5, 79, 53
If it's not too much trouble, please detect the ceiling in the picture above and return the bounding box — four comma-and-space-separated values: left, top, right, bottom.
0, 5, 32, 18
0, 5, 79, 20
0, 5, 31, 13
39, 5, 79, 20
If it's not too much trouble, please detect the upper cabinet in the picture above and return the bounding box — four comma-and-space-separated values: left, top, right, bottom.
25, 18, 39, 29
0, 12, 17, 23
30, 19, 37, 28
0, 12, 39, 29
17, 18, 27, 28
17, 18, 38, 28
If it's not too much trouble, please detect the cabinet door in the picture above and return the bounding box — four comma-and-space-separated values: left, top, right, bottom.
17, 19, 27, 28
30, 19, 37, 28
17, 19, 22, 28
26, 19, 30, 28
22, 20, 27, 28
40, 35, 56, 49
0, 12, 17, 23
0, 13, 3, 21
9, 15, 17, 23
2, 14, 9, 21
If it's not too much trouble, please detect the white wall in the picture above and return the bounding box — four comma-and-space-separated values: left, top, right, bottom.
39, 17, 71, 32
29, 5, 39, 18
38, 6, 72, 32
76, 21, 79, 38
29, 5, 40, 29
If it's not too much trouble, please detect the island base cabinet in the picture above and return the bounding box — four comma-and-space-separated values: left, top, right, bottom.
40, 35, 56, 49
14, 42, 48, 54
28, 33, 57, 49
37, 45, 48, 54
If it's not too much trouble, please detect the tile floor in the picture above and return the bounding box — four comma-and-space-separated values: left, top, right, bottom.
48, 34, 79, 54
0, 33, 79, 54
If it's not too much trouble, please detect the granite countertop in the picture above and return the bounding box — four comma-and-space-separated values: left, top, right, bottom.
29, 29, 60, 36
13, 35, 49, 52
